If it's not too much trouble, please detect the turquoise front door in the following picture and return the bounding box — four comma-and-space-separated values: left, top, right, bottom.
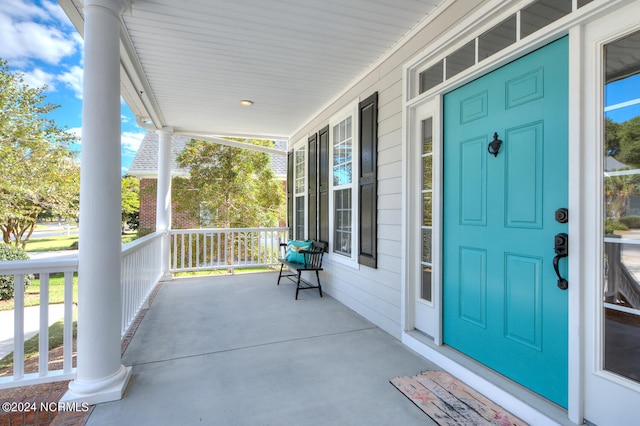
443, 37, 569, 408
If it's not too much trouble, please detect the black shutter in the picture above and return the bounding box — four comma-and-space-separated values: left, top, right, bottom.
308, 133, 318, 241
286, 150, 294, 238
318, 125, 330, 251
358, 93, 378, 268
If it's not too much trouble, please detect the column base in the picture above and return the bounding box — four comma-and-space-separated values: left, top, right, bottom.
61, 365, 132, 406
159, 272, 173, 282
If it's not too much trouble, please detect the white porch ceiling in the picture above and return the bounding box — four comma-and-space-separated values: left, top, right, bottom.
60, 0, 442, 140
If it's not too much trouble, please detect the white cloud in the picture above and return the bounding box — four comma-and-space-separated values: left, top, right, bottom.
66, 127, 82, 139
0, 0, 80, 67
21, 67, 57, 90
58, 65, 83, 99
42, 0, 74, 28
0, 0, 48, 21
121, 131, 146, 155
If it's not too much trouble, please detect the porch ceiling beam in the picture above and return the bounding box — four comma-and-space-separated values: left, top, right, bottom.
177, 133, 288, 156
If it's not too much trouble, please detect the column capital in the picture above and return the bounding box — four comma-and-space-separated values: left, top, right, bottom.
157, 126, 174, 135
83, 0, 131, 15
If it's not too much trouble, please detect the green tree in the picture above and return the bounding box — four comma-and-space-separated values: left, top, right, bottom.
605, 169, 640, 221
609, 116, 640, 167
121, 175, 140, 232
0, 59, 80, 248
174, 139, 285, 228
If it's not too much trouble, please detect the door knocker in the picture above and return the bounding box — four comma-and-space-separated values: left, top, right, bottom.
487, 132, 502, 157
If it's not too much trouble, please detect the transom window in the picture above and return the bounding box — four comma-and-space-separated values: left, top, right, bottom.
417, 0, 593, 95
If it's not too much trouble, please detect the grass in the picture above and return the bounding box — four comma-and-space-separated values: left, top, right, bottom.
0, 312, 77, 370
24, 235, 78, 252
23, 233, 138, 252
0, 273, 78, 312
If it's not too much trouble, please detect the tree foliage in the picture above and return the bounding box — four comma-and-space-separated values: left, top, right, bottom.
0, 59, 80, 248
607, 116, 640, 167
121, 175, 140, 231
174, 139, 285, 228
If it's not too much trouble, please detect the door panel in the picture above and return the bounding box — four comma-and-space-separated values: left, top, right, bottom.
443, 37, 569, 407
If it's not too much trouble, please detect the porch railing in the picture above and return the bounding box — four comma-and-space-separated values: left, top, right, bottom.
0, 228, 287, 389
0, 231, 164, 390
121, 231, 163, 337
0, 258, 78, 388
170, 227, 289, 273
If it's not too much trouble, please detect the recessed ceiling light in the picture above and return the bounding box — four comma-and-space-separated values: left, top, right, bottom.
239, 100, 254, 106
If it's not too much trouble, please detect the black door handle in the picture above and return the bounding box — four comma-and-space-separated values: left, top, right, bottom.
554, 233, 568, 290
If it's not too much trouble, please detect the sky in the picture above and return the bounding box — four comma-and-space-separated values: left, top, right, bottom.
0, 0, 146, 174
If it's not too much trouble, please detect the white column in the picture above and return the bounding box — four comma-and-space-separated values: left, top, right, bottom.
62, 0, 132, 405
157, 127, 173, 280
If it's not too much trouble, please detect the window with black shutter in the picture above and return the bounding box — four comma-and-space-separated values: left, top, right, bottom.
286, 150, 293, 237
318, 125, 330, 250
308, 133, 318, 241
358, 92, 378, 268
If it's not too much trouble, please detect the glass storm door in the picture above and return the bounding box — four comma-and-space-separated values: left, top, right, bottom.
443, 37, 569, 407
584, 10, 640, 423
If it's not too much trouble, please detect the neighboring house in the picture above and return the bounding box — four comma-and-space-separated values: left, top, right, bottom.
127, 132, 287, 234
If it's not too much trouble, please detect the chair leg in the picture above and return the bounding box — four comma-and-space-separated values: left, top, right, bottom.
277, 263, 285, 285
316, 270, 323, 298
295, 270, 302, 300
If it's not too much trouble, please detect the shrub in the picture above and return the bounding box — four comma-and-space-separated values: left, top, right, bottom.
605, 219, 628, 235
619, 215, 640, 229
0, 243, 32, 300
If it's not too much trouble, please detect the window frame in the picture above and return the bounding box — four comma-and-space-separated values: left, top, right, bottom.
328, 100, 360, 268
293, 139, 307, 240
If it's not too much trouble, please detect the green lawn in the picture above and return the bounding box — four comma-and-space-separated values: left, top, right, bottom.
25, 235, 79, 252
24, 233, 138, 252
0, 272, 78, 312
0, 312, 77, 370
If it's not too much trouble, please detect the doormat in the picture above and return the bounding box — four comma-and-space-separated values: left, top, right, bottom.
390, 371, 528, 425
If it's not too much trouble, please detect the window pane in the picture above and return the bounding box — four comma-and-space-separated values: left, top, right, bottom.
422, 229, 432, 264
423, 193, 432, 227
421, 266, 432, 302
422, 118, 433, 154
446, 40, 475, 79
577, 0, 593, 7
333, 116, 353, 186
295, 196, 305, 240
521, 0, 571, 39
334, 189, 352, 255
423, 155, 433, 190
419, 60, 444, 94
295, 147, 305, 194
478, 15, 516, 61
602, 28, 640, 385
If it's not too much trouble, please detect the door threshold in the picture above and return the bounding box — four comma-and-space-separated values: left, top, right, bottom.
403, 330, 578, 426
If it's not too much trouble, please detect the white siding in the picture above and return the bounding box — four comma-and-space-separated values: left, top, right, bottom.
290, 0, 484, 339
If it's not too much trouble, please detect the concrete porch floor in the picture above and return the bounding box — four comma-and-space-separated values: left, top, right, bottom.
87, 272, 438, 425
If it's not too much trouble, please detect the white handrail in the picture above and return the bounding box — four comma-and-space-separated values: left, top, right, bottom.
0, 228, 284, 389
0, 258, 78, 389
170, 227, 289, 273
120, 231, 163, 337
0, 232, 165, 390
